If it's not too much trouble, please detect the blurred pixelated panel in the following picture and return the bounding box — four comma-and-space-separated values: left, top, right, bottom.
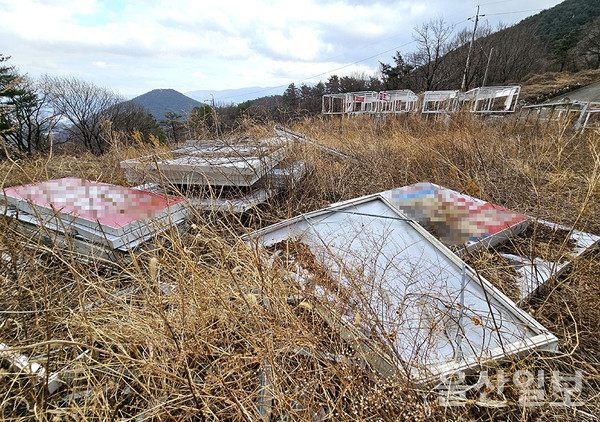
245, 195, 557, 380
2, 178, 187, 250
120, 137, 289, 186
376, 182, 530, 251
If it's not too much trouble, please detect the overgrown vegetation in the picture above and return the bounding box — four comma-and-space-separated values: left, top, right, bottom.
0, 113, 599, 420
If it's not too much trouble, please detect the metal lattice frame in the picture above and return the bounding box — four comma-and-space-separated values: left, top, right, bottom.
520, 101, 600, 132
322, 90, 419, 116
459, 86, 521, 114
422, 90, 460, 114
322, 86, 522, 116
377, 90, 419, 114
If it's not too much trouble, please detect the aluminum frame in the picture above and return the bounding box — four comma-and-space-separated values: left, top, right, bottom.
244, 195, 558, 380
460, 86, 521, 114
422, 90, 460, 114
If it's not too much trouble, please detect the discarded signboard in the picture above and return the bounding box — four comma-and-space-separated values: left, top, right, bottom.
133, 159, 306, 213
521, 101, 600, 133
332, 183, 598, 301
374, 182, 530, 252
122, 132, 308, 212
422, 90, 460, 115
121, 138, 289, 187
2, 178, 187, 250
494, 219, 600, 301
245, 195, 558, 380
321, 90, 419, 116
459, 86, 521, 114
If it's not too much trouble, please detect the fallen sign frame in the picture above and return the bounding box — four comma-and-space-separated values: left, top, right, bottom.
495, 219, 600, 302
2, 178, 188, 250
460, 86, 521, 114
244, 194, 558, 381
332, 183, 598, 302
421, 90, 460, 115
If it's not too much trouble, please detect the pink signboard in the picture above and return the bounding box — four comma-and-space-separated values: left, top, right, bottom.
381, 182, 530, 250
3, 178, 186, 235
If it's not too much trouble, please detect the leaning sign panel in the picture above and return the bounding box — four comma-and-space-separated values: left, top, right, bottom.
246, 195, 557, 380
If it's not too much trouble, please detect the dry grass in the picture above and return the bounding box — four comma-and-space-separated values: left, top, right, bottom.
0, 114, 599, 420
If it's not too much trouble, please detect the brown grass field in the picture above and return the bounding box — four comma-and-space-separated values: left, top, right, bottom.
1, 113, 599, 421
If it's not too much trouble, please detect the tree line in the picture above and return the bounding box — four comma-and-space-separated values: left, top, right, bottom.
0, 55, 165, 156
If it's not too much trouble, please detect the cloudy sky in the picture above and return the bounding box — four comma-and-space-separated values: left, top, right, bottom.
1, 0, 563, 98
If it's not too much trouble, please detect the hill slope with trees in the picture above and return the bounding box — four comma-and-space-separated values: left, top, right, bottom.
130, 89, 205, 122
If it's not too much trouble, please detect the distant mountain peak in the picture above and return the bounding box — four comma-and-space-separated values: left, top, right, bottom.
131, 89, 205, 121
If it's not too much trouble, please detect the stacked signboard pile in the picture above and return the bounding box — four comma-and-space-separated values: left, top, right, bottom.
121, 135, 304, 212
1, 177, 188, 257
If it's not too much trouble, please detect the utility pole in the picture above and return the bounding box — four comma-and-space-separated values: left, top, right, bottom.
461, 5, 484, 91
482, 47, 494, 87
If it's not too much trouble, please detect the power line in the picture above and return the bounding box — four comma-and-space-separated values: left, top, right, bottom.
215, 39, 416, 102
485, 8, 545, 16
213, 4, 547, 103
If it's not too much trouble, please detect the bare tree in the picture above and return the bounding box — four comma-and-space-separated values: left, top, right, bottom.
487, 23, 545, 83
407, 18, 454, 91
443, 23, 493, 90
45, 75, 122, 154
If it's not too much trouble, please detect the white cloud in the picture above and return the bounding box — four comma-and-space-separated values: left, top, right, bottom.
0, 0, 565, 95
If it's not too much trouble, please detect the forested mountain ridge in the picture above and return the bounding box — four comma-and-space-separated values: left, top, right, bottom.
130, 89, 205, 122
378, 0, 600, 92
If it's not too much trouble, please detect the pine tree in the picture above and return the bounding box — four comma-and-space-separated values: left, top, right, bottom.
0, 55, 24, 138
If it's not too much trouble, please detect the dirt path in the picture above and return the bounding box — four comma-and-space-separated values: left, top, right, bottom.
550, 79, 600, 102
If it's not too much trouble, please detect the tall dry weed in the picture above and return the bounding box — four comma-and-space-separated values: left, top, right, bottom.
0, 115, 599, 420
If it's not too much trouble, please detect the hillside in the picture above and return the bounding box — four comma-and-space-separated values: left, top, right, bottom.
130, 89, 205, 122
523, 0, 600, 50
520, 68, 600, 103
385, 0, 600, 92
474, 0, 600, 82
